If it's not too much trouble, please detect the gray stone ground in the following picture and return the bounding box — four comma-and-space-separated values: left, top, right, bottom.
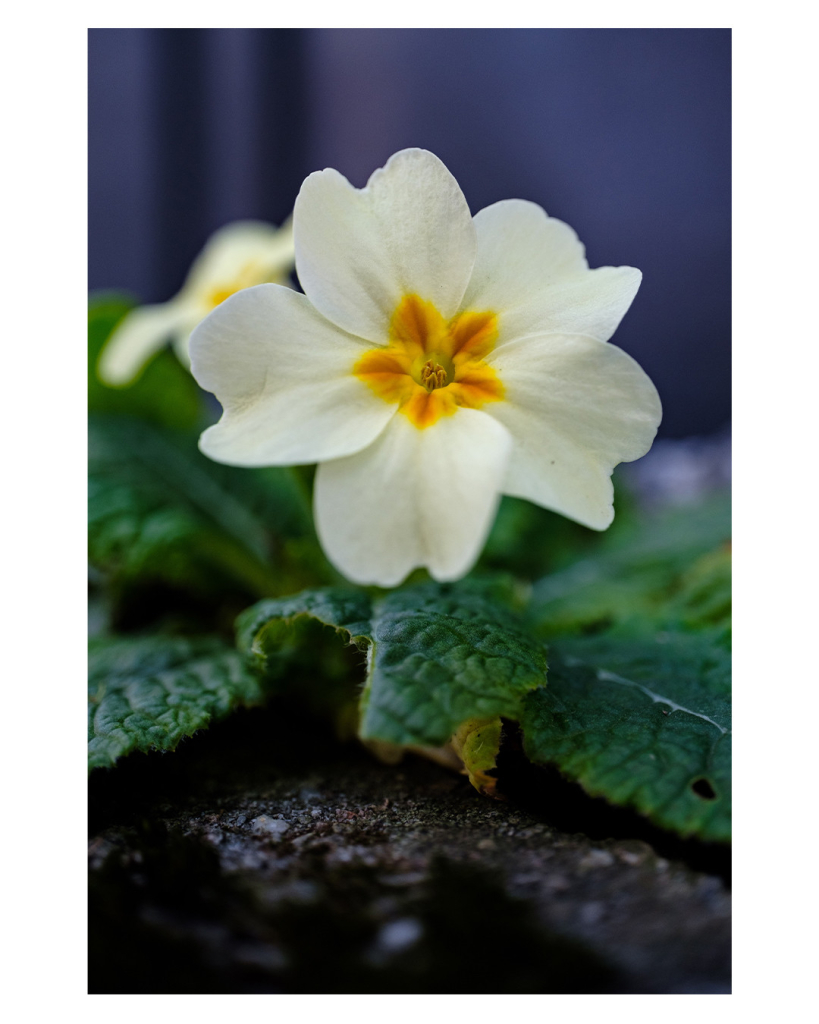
88, 706, 730, 994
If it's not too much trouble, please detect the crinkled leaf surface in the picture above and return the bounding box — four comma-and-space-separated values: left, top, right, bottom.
89, 415, 327, 603
88, 636, 265, 770
237, 582, 547, 747
88, 293, 202, 430
521, 629, 730, 842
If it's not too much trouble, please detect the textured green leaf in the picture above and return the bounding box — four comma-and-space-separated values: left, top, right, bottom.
237, 581, 548, 747
88, 636, 265, 770
521, 630, 731, 841
89, 415, 329, 606
88, 293, 202, 430
526, 492, 731, 639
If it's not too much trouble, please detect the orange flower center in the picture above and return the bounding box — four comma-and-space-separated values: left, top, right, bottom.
353, 294, 504, 429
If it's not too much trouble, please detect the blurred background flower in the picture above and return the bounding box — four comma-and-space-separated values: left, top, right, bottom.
88, 27, 730, 440
98, 219, 294, 385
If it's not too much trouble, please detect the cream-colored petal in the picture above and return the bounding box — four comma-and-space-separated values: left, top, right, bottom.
294, 148, 476, 344
190, 284, 396, 467
314, 409, 512, 587
183, 219, 295, 300
465, 199, 588, 298
97, 301, 194, 385
485, 334, 661, 529
462, 199, 640, 347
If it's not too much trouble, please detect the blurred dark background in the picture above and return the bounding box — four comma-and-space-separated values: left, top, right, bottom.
88, 28, 730, 438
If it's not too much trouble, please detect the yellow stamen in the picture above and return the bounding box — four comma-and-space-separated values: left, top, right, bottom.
420, 360, 448, 392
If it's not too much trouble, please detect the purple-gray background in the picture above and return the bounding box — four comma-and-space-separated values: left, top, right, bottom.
88, 28, 730, 438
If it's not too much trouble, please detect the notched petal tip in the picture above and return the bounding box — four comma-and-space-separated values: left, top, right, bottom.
297, 165, 351, 194
366, 146, 455, 184
294, 147, 476, 342
314, 411, 511, 589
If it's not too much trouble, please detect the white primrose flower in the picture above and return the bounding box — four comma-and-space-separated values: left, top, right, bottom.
98, 219, 295, 385
190, 149, 662, 587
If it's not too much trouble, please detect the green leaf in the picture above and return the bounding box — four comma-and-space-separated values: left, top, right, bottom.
237, 581, 548, 748
89, 415, 331, 612
669, 545, 732, 638
480, 476, 644, 580
526, 492, 731, 639
480, 496, 600, 579
519, 493, 731, 841
603, 490, 731, 556
88, 293, 203, 431
88, 636, 266, 770
521, 630, 731, 842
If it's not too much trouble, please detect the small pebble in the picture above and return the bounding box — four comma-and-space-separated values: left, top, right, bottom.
251, 816, 290, 837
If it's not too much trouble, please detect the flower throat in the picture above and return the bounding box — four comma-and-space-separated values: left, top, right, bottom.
353, 294, 504, 429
